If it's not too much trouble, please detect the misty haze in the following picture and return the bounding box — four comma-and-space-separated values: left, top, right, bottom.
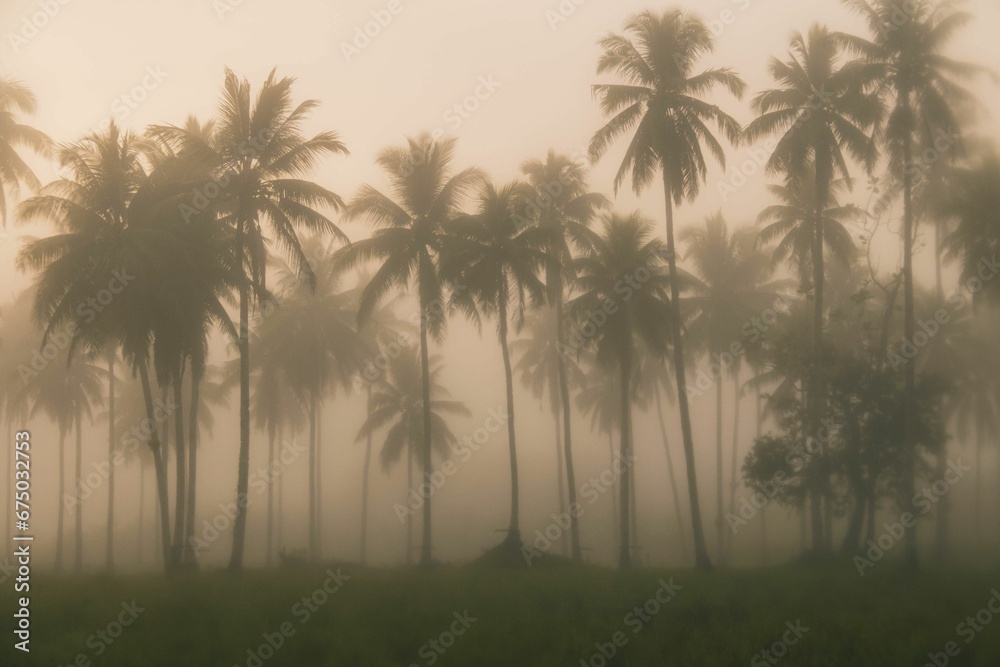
1, 0, 1000, 665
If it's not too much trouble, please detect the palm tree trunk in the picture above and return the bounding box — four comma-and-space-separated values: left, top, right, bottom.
74, 412, 83, 573
618, 341, 633, 569
808, 166, 827, 552
755, 389, 768, 565
106, 350, 115, 572
171, 366, 186, 569
608, 430, 618, 561
361, 387, 373, 566
316, 403, 323, 560
419, 303, 434, 567
406, 441, 414, 565
653, 380, 688, 562
554, 288, 582, 560
629, 428, 638, 564
228, 221, 252, 573
715, 350, 724, 560
900, 97, 919, 568
266, 428, 274, 567
975, 427, 983, 546
555, 405, 567, 557
309, 395, 318, 560
661, 169, 711, 570
932, 221, 949, 563
138, 361, 173, 573
56, 425, 65, 572
725, 369, 741, 564
278, 426, 285, 554
137, 456, 144, 566
498, 303, 521, 544
183, 371, 200, 567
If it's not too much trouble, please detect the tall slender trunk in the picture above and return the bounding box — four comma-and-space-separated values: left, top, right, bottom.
608, 431, 618, 561
278, 426, 285, 554
228, 219, 252, 573
756, 389, 768, 565
498, 303, 521, 544
555, 405, 567, 557
183, 371, 200, 567
308, 395, 318, 560
74, 412, 83, 573
171, 366, 186, 569
55, 426, 65, 572
266, 429, 274, 567
137, 456, 144, 566
406, 441, 413, 565
554, 287, 582, 560
932, 221, 949, 563
653, 380, 688, 562
361, 387, 373, 566
5, 423, 11, 545
618, 341, 633, 569
900, 96, 918, 568
138, 361, 173, 573
975, 427, 983, 546
715, 350, 724, 560
106, 350, 115, 572
316, 404, 323, 560
725, 369, 741, 564
629, 427, 638, 565
808, 165, 827, 552
661, 169, 711, 570
419, 301, 434, 566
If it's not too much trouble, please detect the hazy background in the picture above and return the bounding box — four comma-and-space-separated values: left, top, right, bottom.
2, 0, 999, 569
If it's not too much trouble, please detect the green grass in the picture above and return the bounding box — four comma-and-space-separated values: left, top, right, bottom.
4, 562, 1000, 666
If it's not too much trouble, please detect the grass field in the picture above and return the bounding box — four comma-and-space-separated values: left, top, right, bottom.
4, 561, 1000, 666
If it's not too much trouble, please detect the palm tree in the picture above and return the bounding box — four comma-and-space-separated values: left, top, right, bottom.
253, 236, 367, 561
681, 213, 785, 561
744, 24, 879, 551
355, 347, 470, 563
338, 134, 481, 565
568, 212, 672, 568
26, 350, 104, 572
17, 125, 190, 571
511, 308, 586, 556
0, 78, 50, 227
589, 9, 746, 569
520, 151, 608, 560
757, 176, 861, 294
442, 179, 547, 551
151, 69, 349, 571
838, 0, 979, 565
